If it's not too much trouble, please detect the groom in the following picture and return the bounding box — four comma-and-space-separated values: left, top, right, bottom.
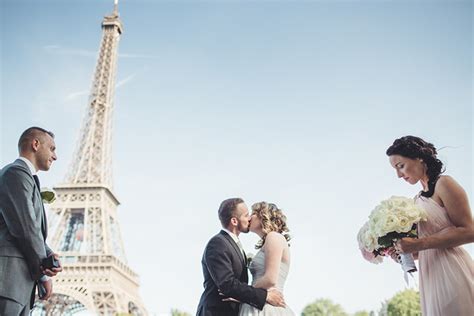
0, 127, 62, 315
197, 197, 285, 315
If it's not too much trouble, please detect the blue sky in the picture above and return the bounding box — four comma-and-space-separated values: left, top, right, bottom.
1, 0, 472, 315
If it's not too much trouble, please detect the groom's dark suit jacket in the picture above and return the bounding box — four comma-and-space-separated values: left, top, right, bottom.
196, 230, 267, 316
0, 159, 52, 308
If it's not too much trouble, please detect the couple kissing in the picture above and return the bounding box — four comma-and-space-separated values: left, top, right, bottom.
197, 198, 295, 316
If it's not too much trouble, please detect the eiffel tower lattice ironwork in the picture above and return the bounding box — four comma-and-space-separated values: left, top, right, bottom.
33, 2, 147, 315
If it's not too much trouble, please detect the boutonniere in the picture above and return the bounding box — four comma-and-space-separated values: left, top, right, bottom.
246, 252, 254, 267
40, 187, 57, 204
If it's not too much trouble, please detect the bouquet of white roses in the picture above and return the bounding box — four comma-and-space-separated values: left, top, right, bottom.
358, 196, 427, 274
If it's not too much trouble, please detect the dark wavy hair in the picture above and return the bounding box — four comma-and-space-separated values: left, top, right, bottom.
386, 136, 445, 197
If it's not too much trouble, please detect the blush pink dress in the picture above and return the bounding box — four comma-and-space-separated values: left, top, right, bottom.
416, 195, 474, 316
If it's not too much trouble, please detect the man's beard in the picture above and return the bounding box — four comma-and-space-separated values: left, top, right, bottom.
238, 222, 250, 234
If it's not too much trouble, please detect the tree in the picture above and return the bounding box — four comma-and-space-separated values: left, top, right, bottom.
301, 298, 348, 316
353, 311, 376, 316
386, 289, 421, 316
170, 309, 191, 316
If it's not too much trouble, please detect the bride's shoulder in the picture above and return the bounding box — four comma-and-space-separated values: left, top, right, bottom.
265, 231, 287, 245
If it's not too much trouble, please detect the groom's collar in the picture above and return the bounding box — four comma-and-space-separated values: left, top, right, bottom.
222, 228, 240, 244
18, 157, 37, 175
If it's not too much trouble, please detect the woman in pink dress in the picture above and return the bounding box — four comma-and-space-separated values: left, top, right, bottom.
386, 136, 474, 316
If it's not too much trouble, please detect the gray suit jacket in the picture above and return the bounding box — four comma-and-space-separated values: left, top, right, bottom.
0, 159, 53, 305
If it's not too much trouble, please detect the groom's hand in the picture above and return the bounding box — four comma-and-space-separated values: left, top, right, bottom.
41, 253, 63, 277
266, 288, 285, 307
39, 278, 53, 300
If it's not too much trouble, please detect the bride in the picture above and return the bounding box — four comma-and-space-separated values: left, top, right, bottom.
238, 202, 295, 316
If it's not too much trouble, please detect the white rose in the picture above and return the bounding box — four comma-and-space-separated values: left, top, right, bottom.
357, 222, 380, 252
396, 216, 412, 233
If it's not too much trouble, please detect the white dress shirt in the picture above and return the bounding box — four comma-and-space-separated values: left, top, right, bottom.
18, 156, 37, 175
222, 228, 245, 257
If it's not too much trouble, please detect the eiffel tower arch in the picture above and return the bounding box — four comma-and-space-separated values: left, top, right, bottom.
32, 1, 147, 315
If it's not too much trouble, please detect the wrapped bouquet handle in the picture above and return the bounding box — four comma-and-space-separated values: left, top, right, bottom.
399, 253, 417, 285
400, 253, 417, 273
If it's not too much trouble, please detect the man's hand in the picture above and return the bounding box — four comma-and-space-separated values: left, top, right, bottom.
39, 278, 53, 300
41, 253, 63, 277
266, 288, 285, 307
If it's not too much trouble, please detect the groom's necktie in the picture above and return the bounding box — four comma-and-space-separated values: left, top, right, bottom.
33, 174, 47, 239
33, 175, 41, 189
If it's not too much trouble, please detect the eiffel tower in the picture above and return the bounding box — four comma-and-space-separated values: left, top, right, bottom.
33, 1, 147, 315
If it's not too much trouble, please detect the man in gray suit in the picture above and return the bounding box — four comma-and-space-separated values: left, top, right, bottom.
0, 127, 62, 315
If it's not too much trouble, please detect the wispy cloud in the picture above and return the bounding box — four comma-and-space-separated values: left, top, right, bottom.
43, 45, 158, 59
43, 45, 97, 58
64, 73, 136, 101
119, 53, 159, 59
116, 73, 136, 89
65, 90, 89, 101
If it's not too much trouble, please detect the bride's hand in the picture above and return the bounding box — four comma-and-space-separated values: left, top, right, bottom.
218, 290, 240, 303
266, 288, 285, 307
222, 297, 240, 303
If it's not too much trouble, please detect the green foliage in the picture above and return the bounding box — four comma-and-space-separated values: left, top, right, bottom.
353, 310, 376, 316
301, 298, 348, 316
170, 309, 191, 316
377, 227, 417, 249
386, 289, 421, 316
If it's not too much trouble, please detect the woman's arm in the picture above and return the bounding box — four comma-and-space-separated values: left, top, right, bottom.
398, 176, 474, 253
253, 232, 286, 289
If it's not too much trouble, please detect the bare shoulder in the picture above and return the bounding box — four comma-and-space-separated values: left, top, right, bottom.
434, 175, 473, 230
437, 175, 466, 196
265, 231, 287, 245
437, 175, 456, 186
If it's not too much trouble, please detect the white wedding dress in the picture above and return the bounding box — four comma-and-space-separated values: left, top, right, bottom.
239, 250, 295, 316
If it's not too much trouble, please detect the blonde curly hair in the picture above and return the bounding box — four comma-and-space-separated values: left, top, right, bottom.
251, 201, 291, 249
